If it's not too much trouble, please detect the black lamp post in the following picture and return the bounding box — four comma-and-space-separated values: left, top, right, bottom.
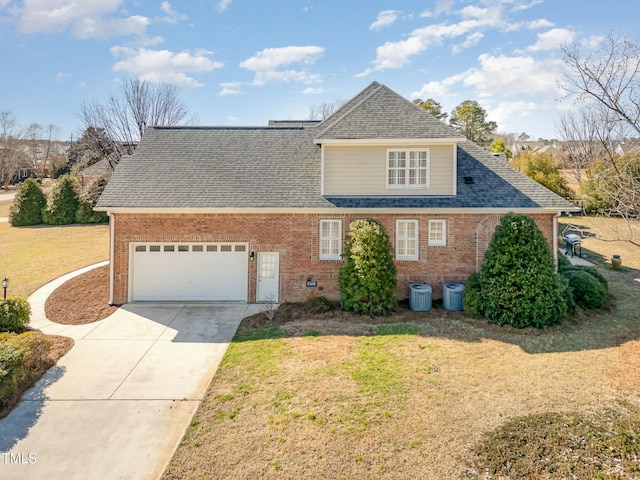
2, 278, 8, 299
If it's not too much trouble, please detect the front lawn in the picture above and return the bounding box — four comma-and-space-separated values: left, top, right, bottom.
163, 216, 640, 479
0, 222, 109, 297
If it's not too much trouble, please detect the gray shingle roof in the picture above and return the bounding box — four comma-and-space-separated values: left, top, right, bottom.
97, 82, 575, 211
97, 126, 331, 209
315, 82, 464, 140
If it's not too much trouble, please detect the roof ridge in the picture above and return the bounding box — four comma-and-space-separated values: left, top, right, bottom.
315, 81, 383, 137
151, 125, 305, 131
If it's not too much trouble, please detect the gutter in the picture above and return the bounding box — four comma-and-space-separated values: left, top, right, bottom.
108, 212, 114, 306
553, 211, 560, 269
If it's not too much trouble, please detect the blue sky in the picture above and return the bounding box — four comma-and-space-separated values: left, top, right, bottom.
1, 0, 638, 141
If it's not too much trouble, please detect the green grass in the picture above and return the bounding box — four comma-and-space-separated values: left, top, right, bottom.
0, 222, 109, 297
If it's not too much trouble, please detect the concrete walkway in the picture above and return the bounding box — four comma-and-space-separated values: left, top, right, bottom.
0, 262, 259, 479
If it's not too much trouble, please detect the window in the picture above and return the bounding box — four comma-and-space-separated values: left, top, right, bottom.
396, 220, 419, 260
429, 220, 446, 246
319, 219, 342, 260
387, 149, 429, 189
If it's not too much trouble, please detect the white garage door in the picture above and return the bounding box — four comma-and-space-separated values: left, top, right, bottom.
131, 243, 248, 301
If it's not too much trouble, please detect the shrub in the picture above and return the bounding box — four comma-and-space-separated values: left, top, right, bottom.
0, 342, 24, 410
304, 296, 334, 314
462, 272, 484, 317
0, 297, 31, 333
339, 219, 397, 316
8, 178, 47, 226
75, 177, 109, 224
42, 175, 79, 225
0, 332, 52, 415
75, 201, 108, 224
475, 212, 566, 328
560, 276, 576, 314
557, 251, 572, 272
562, 269, 607, 310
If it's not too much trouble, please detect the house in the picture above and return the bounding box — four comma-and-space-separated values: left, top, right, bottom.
77, 158, 114, 190
96, 82, 576, 305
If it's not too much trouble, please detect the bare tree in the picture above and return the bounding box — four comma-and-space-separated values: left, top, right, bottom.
561, 32, 640, 136
561, 32, 640, 227
24, 123, 64, 178
308, 100, 344, 121
0, 111, 28, 186
77, 78, 193, 166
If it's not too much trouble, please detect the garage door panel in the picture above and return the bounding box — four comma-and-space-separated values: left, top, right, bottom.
131, 244, 248, 301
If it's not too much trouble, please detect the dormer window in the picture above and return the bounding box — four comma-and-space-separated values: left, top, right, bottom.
387, 149, 429, 189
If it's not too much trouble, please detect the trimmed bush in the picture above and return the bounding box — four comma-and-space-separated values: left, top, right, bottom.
557, 252, 572, 272
42, 175, 80, 225
0, 297, 31, 333
560, 276, 576, 314
339, 219, 397, 316
0, 341, 24, 410
8, 178, 47, 226
0, 332, 52, 415
562, 269, 607, 310
462, 272, 484, 317
474, 213, 566, 328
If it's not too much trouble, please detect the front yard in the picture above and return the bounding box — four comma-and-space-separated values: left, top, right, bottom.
0, 222, 109, 297
163, 217, 640, 479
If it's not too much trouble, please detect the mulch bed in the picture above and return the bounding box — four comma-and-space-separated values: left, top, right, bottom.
44, 265, 118, 325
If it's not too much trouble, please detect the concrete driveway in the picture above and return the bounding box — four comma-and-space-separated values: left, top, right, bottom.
0, 264, 259, 480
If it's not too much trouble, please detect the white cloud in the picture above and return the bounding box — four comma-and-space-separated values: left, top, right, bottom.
216, 0, 232, 12
527, 28, 574, 52
370, 10, 400, 31
72, 15, 149, 39
411, 81, 450, 100
111, 47, 223, 89
160, 1, 187, 24
302, 87, 326, 95
359, 4, 508, 75
18, 0, 150, 38
453, 31, 484, 53
528, 18, 554, 29
55, 71, 70, 81
225, 116, 238, 123
511, 0, 544, 12
463, 53, 562, 97
219, 82, 243, 96
487, 100, 540, 129
240, 46, 324, 86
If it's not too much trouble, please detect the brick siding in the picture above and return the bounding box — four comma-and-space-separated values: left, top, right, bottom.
111, 212, 556, 305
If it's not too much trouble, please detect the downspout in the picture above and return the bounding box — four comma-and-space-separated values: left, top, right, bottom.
553, 212, 560, 270
108, 212, 115, 305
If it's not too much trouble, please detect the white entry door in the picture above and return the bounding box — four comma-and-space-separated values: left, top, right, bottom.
257, 252, 279, 302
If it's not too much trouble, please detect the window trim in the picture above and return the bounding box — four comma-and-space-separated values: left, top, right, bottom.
396, 219, 419, 261
319, 219, 342, 260
386, 148, 430, 189
428, 219, 447, 247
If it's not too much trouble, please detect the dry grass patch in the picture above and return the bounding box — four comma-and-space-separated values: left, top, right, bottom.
0, 222, 109, 297
0, 199, 11, 218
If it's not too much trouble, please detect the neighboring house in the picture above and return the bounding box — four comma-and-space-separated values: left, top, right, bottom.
96, 82, 577, 305
78, 158, 114, 190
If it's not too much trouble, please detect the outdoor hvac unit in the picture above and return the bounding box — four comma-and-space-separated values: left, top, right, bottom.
443, 283, 465, 311
409, 284, 432, 311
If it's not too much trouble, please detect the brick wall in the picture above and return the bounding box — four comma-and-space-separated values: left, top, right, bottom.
111, 212, 556, 304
